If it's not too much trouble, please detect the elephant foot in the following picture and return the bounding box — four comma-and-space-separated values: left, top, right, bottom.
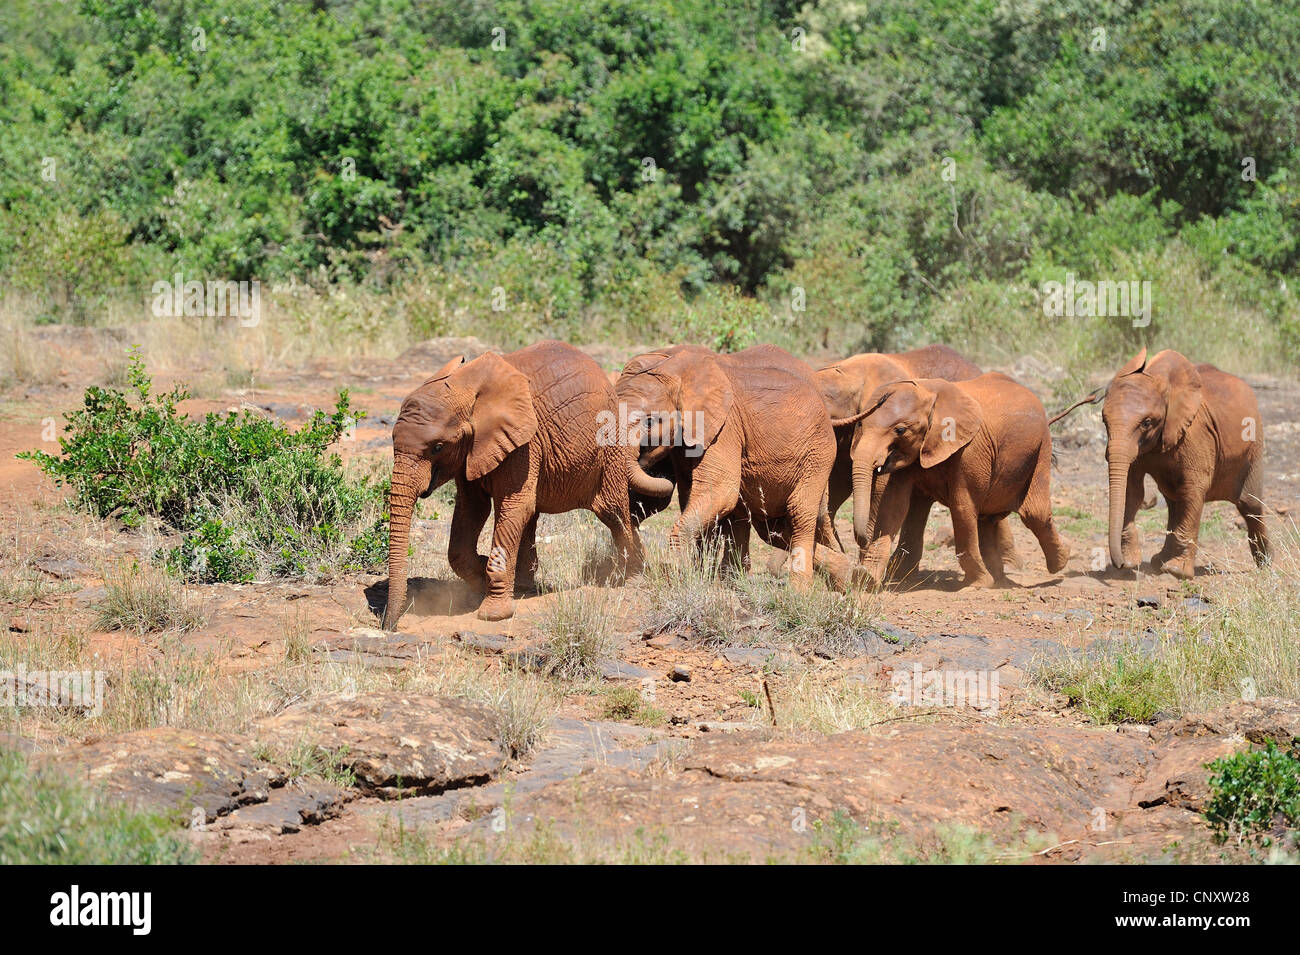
885, 555, 922, 583
477, 596, 515, 621
961, 571, 996, 589
1046, 543, 1070, 575
1156, 555, 1195, 580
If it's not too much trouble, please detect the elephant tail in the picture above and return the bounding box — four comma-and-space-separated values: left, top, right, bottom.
829, 389, 893, 429
1048, 386, 1106, 426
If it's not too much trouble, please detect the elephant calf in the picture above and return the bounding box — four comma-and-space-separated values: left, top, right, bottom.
1103, 347, 1268, 577
815, 345, 1021, 579
382, 340, 672, 626
838, 373, 1070, 587
616, 344, 849, 586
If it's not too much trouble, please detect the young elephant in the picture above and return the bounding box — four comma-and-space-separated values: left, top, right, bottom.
815, 345, 1020, 577
1103, 347, 1268, 577
616, 344, 848, 586
841, 373, 1069, 586
382, 341, 672, 626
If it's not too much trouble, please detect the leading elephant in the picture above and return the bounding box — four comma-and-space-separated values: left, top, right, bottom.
1103, 347, 1269, 577
382, 340, 672, 626
814, 345, 1020, 577
616, 344, 849, 586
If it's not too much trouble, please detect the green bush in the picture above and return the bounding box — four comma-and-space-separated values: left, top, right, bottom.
1, 0, 1297, 366
0, 749, 195, 864
20, 352, 387, 582
1204, 739, 1300, 847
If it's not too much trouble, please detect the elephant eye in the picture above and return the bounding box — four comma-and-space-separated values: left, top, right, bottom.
1140, 418, 1153, 428
433, 442, 445, 453
894, 425, 907, 436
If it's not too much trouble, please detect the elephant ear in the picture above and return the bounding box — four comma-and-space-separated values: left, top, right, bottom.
619, 350, 672, 380
423, 355, 465, 386
814, 362, 859, 420
919, 379, 982, 469
456, 353, 538, 480
670, 353, 734, 452
1115, 347, 1148, 380
1148, 350, 1204, 452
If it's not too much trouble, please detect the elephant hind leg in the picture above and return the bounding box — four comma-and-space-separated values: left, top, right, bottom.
995, 516, 1024, 570
1019, 451, 1069, 574
1235, 458, 1270, 567
977, 516, 1010, 583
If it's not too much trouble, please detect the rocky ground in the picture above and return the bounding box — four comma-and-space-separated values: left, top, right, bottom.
2, 328, 1298, 864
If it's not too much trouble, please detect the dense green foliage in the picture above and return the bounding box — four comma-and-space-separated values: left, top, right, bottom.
19, 354, 388, 581
1204, 739, 1300, 847
0, 748, 195, 863
1, 0, 1296, 358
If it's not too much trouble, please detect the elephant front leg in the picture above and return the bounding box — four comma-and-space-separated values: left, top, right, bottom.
977, 516, 1009, 583
951, 492, 994, 588
1153, 490, 1205, 580
478, 500, 535, 621
514, 513, 540, 595
1120, 468, 1146, 568
886, 491, 932, 580
719, 511, 752, 576
856, 473, 912, 585
447, 483, 492, 592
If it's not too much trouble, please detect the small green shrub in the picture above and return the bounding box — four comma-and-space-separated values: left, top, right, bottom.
21, 353, 387, 582
96, 562, 205, 634
537, 588, 618, 681
1204, 739, 1300, 847
0, 749, 195, 864
601, 686, 666, 727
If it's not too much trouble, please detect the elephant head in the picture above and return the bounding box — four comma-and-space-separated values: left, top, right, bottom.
835, 379, 981, 567
814, 354, 910, 421
1102, 347, 1203, 569
616, 346, 733, 467
382, 353, 537, 630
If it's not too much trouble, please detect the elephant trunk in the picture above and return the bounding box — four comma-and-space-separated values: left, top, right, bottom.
851, 461, 881, 558
1107, 444, 1135, 569
628, 457, 674, 497
382, 452, 432, 630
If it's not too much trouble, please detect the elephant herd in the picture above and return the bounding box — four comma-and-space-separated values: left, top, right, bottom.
381, 339, 1270, 626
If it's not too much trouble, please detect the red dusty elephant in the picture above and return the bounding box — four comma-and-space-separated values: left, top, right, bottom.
382, 340, 672, 626
615, 344, 850, 586
1102, 347, 1269, 577
814, 345, 1020, 577
838, 372, 1070, 587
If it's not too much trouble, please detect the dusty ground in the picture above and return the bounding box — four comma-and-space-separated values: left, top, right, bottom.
2, 328, 1298, 864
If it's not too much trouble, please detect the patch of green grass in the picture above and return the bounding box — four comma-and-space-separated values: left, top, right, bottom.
1034, 642, 1174, 724
805, 810, 1049, 865
536, 588, 618, 681
0, 749, 195, 864
95, 562, 205, 634
260, 742, 357, 788
639, 538, 741, 646
600, 686, 666, 727
738, 574, 880, 658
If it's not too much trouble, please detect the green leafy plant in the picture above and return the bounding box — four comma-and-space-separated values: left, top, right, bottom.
20, 353, 387, 582
1204, 739, 1300, 847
